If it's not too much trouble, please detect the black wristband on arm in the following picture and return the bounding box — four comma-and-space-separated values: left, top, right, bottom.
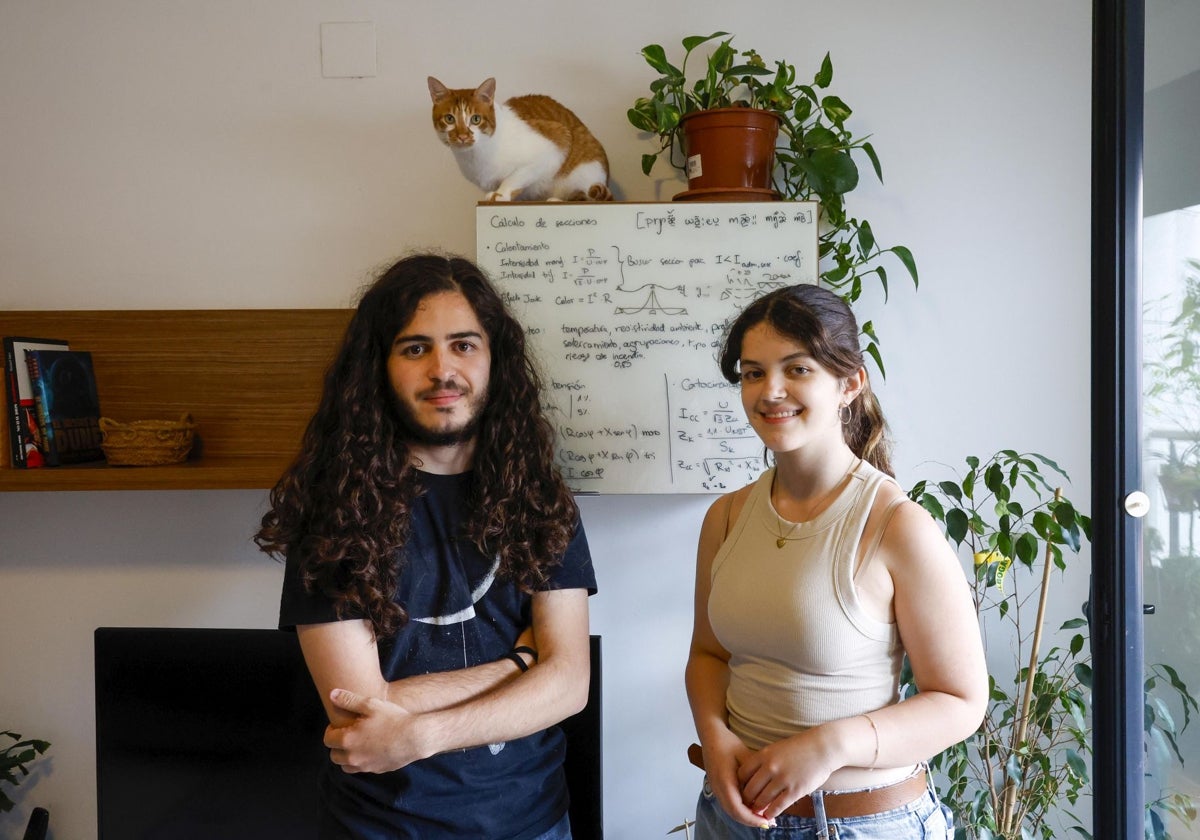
505, 645, 539, 672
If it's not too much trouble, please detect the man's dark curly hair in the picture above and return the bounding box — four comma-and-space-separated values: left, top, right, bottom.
255, 253, 579, 640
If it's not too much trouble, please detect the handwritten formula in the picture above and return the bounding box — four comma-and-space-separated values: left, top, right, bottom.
476, 202, 818, 494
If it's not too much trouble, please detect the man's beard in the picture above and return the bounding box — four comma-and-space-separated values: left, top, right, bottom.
391, 391, 486, 447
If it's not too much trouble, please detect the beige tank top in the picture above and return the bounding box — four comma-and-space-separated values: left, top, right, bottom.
708, 459, 904, 751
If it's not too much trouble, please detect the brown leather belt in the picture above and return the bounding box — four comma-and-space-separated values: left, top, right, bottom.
687, 743, 927, 819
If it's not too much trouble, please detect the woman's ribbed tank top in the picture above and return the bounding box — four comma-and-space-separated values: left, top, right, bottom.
708, 458, 904, 750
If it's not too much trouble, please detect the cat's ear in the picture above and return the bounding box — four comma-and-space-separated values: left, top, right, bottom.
428, 76, 450, 103
475, 78, 497, 105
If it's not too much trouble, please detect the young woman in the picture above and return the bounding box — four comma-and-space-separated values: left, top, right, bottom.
687, 284, 987, 838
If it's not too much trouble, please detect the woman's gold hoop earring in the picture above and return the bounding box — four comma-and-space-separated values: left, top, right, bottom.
839, 404, 852, 425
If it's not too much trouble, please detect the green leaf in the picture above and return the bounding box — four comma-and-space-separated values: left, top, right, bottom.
627, 106, 657, 133
864, 340, 886, 379
726, 63, 773, 78
640, 153, 658, 176
808, 148, 859, 196
653, 100, 682, 132
961, 469, 977, 501
984, 462, 1004, 495
874, 265, 890, 302
946, 507, 969, 544
792, 97, 813, 124
1062, 519, 1082, 552
938, 481, 963, 502
803, 124, 840, 149
888, 245, 919, 289
1029, 452, 1069, 479
709, 41, 735, 76
1015, 531, 1039, 564
648, 76, 672, 95
821, 94, 852, 125
1005, 753, 1024, 783
1054, 499, 1078, 527
861, 140, 884, 182
856, 218, 875, 260
996, 531, 1013, 559
920, 493, 946, 520
681, 31, 729, 53
1066, 749, 1088, 779
813, 52, 833, 87
1032, 510, 1055, 540
640, 44, 679, 77
1075, 662, 1093, 689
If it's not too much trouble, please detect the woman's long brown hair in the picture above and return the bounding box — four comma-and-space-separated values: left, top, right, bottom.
718, 283, 894, 476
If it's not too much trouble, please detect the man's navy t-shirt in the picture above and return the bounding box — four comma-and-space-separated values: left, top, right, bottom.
279, 471, 597, 839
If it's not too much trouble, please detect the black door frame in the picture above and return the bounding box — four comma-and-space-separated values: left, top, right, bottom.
1091, 0, 1145, 836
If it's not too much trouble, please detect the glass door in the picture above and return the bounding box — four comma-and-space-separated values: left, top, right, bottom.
1141, 1, 1200, 834
1093, 1, 1200, 834
1091, 1, 1146, 834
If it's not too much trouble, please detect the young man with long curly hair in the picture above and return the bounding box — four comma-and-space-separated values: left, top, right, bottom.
256, 253, 596, 839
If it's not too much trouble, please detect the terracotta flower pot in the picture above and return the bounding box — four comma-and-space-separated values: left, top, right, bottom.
673, 107, 782, 202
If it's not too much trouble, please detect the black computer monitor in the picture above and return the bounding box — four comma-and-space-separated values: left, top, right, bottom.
94, 627, 327, 840
94, 627, 602, 839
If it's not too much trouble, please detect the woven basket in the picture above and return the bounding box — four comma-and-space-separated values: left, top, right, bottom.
99, 413, 197, 466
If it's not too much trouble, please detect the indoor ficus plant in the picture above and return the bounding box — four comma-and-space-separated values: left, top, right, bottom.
627, 31, 917, 374
906, 451, 1197, 839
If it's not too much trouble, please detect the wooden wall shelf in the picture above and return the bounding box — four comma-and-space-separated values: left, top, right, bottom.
1, 309, 351, 491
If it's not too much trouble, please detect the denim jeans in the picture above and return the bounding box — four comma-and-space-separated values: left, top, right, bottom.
528, 812, 573, 840
694, 772, 954, 839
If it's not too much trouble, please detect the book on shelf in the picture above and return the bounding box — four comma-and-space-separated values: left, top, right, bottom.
24, 348, 105, 467
3, 336, 69, 468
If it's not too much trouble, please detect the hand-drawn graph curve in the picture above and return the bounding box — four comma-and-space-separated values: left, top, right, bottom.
611, 246, 689, 316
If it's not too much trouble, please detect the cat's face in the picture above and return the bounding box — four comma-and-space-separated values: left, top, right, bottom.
428, 77, 497, 149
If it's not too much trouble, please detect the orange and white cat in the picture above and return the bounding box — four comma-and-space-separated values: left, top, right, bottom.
428, 77, 612, 202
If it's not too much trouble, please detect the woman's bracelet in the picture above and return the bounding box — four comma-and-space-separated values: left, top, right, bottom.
862, 712, 880, 769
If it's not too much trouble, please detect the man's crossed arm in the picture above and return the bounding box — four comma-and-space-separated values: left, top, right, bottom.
296, 587, 590, 773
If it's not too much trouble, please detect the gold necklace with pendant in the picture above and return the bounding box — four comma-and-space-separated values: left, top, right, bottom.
770, 457, 860, 549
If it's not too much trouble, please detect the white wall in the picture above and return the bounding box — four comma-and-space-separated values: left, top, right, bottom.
0, 2, 1093, 837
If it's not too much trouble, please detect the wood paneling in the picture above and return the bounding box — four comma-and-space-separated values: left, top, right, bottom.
1, 310, 352, 490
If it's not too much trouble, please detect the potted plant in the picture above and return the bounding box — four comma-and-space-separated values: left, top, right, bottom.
628, 32, 918, 371
627, 32, 783, 201
1, 730, 49, 814
907, 452, 1197, 839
